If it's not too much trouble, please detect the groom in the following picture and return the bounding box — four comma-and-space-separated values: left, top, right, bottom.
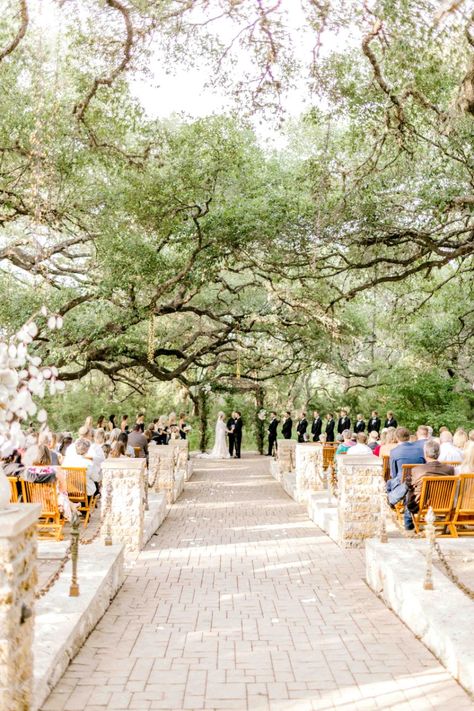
227, 412, 236, 457
233, 412, 243, 458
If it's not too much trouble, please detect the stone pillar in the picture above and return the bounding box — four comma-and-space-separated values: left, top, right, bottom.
295, 444, 325, 501
0, 504, 41, 711
100, 458, 146, 554
276, 439, 296, 478
337, 454, 384, 548
148, 444, 175, 503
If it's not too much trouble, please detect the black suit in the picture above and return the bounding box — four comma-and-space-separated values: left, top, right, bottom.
354, 419, 365, 433
296, 418, 308, 443
368, 417, 381, 434
325, 419, 335, 442
227, 417, 235, 456
281, 417, 292, 439
311, 417, 322, 442
233, 417, 243, 458
337, 416, 351, 434
267, 418, 279, 455
385, 418, 397, 429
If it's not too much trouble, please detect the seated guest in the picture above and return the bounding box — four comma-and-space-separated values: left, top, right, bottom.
87, 428, 106, 488
61, 438, 97, 497
318, 433, 328, 444
128, 424, 149, 457
336, 430, 354, 454
438, 431, 463, 463
109, 441, 128, 458
457, 441, 474, 474
354, 414, 365, 433
367, 431, 379, 451
346, 432, 373, 455
454, 428, 468, 451
2, 450, 23, 478
469, 429, 474, 442
386, 427, 426, 505
384, 411, 397, 428
377, 427, 397, 458
57, 433, 73, 463
118, 432, 135, 457
404, 440, 455, 530
24, 446, 77, 520
373, 428, 387, 456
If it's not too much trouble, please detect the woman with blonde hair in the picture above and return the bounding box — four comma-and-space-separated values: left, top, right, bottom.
377, 428, 398, 458
453, 428, 468, 451
456, 441, 474, 474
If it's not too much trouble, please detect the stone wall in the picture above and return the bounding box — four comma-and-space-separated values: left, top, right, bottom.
295, 444, 325, 501
275, 439, 296, 479
0, 504, 41, 711
148, 444, 176, 503
337, 455, 384, 548
100, 458, 146, 554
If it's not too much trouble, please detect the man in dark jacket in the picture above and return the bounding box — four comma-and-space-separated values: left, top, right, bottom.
325, 413, 335, 442
296, 412, 308, 443
384, 411, 398, 429
354, 414, 365, 433
311, 410, 322, 442
267, 412, 279, 455
368, 410, 381, 434
337, 409, 351, 435
281, 412, 292, 439
233, 412, 243, 458
227, 413, 236, 457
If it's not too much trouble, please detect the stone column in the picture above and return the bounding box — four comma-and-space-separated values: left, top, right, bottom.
276, 439, 296, 477
0, 503, 41, 711
337, 454, 384, 548
148, 444, 175, 503
295, 444, 324, 501
100, 458, 146, 554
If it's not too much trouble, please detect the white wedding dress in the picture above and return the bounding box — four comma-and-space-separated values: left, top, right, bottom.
198, 418, 230, 459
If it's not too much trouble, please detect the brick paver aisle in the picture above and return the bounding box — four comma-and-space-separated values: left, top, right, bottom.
43, 455, 472, 711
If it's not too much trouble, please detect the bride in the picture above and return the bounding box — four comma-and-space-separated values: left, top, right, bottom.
198, 411, 230, 459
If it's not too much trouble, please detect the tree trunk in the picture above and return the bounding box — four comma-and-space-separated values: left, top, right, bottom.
255, 386, 265, 455
198, 390, 210, 453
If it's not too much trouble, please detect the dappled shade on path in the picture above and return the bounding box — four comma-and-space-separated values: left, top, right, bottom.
42, 455, 472, 710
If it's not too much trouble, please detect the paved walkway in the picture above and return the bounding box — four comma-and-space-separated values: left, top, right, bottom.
42, 455, 473, 711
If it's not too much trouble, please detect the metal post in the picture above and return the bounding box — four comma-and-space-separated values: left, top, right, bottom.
423, 506, 436, 590
379, 485, 388, 543
69, 512, 80, 597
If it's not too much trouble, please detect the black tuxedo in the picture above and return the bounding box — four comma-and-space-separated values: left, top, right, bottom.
227, 417, 235, 456
354, 419, 365, 433
281, 417, 292, 439
337, 416, 351, 434
384, 417, 397, 429
311, 417, 322, 442
267, 418, 279, 455
325, 418, 335, 442
233, 417, 243, 458
296, 418, 308, 443
368, 417, 381, 433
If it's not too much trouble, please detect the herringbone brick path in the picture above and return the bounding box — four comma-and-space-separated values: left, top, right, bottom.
42, 454, 473, 710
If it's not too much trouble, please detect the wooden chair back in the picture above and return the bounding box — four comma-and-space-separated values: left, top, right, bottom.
401, 463, 418, 482
59, 466, 95, 526
22, 480, 63, 540
8, 476, 19, 503
413, 476, 457, 536
452, 474, 474, 535
133, 446, 141, 458
382, 456, 390, 482
322, 445, 336, 469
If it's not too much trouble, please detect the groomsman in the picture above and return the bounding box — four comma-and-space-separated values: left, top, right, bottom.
267, 412, 279, 455
354, 413, 365, 433
281, 411, 292, 439
368, 410, 381, 434
233, 412, 243, 458
384, 411, 397, 428
227, 412, 236, 457
325, 413, 335, 442
296, 412, 308, 443
311, 410, 322, 442
337, 409, 351, 435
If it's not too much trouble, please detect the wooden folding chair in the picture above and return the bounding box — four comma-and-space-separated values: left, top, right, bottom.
412, 476, 458, 537
133, 446, 141, 458
382, 455, 390, 482
452, 473, 474, 536
394, 464, 419, 522
60, 466, 95, 526
8, 476, 19, 503
323, 445, 336, 470
22, 480, 64, 540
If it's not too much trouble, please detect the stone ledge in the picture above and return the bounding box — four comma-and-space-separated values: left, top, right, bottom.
307, 493, 339, 543
173, 471, 185, 502
143, 492, 168, 546
282, 473, 297, 500
33, 542, 124, 711
366, 538, 474, 695
0, 503, 41, 537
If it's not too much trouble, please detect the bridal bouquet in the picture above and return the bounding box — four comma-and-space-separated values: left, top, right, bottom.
257, 409, 267, 421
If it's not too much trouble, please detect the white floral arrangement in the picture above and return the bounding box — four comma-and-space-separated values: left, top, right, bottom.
257, 409, 267, 421
0, 310, 64, 458
183, 425, 192, 432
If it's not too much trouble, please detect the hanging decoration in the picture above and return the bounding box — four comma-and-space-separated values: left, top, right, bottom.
147, 312, 155, 364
